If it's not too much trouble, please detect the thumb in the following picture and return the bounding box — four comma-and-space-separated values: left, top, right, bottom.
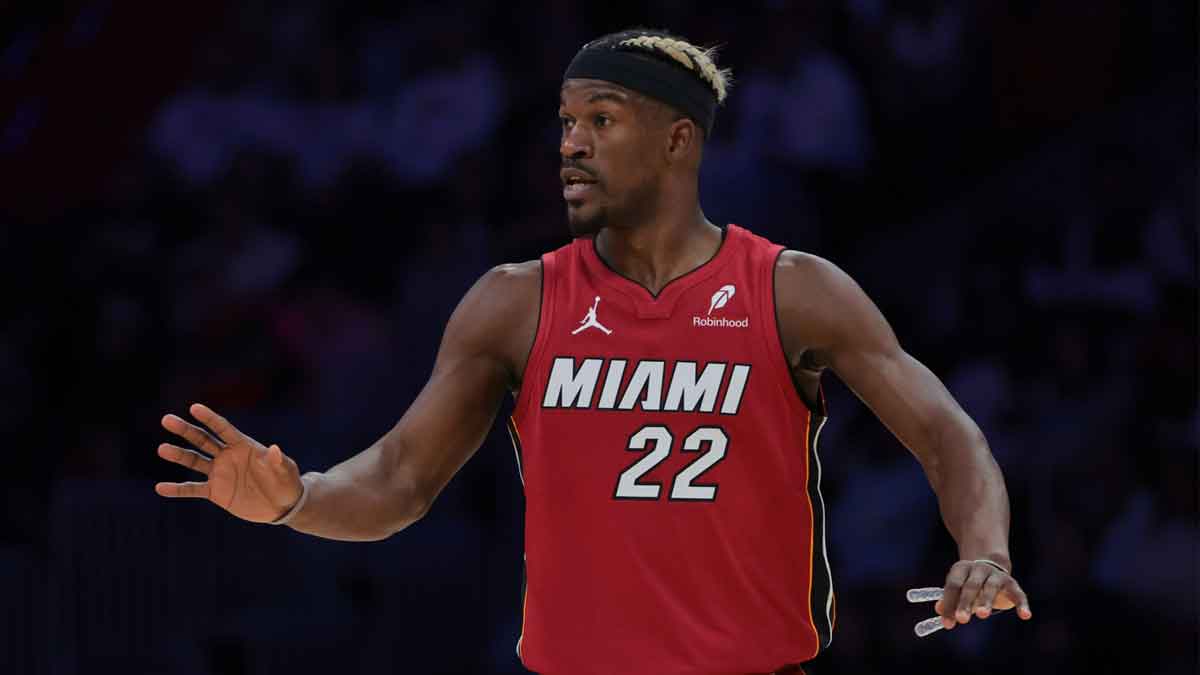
254, 444, 289, 477
267, 444, 295, 477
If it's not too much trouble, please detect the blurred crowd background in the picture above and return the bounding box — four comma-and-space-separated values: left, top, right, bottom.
0, 1, 1195, 673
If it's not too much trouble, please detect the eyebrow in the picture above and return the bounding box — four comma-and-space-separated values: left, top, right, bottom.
586, 90, 629, 105
559, 88, 632, 108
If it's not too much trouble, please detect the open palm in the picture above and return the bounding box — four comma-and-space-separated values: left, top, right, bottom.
155, 403, 303, 524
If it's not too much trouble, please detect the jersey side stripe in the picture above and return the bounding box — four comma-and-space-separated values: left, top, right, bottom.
803, 409, 820, 659
516, 558, 528, 660
506, 417, 526, 486
810, 415, 834, 647
507, 417, 528, 662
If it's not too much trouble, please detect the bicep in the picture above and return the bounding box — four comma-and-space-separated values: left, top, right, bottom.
380, 264, 537, 502
784, 254, 967, 462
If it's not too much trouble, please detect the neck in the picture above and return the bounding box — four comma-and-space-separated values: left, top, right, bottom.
594, 203, 722, 296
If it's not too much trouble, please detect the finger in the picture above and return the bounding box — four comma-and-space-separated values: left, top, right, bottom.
189, 403, 244, 446
1002, 578, 1033, 620
972, 573, 1006, 619
161, 414, 224, 456
157, 443, 212, 476
954, 564, 992, 624
940, 561, 971, 628
154, 481, 209, 499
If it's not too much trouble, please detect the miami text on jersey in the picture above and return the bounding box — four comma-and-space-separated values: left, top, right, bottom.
541, 357, 751, 414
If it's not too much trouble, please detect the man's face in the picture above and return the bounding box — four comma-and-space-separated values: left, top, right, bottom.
559, 79, 665, 236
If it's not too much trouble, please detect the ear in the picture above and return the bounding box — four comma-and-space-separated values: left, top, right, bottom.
664, 117, 698, 164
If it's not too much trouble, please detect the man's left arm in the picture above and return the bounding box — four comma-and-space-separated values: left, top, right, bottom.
776, 251, 1033, 630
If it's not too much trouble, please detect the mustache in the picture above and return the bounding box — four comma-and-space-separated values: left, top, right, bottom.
561, 159, 600, 181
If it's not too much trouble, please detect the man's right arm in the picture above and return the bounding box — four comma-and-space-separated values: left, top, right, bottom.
286, 261, 541, 541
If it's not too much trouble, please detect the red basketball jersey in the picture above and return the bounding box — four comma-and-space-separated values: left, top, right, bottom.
510, 225, 834, 675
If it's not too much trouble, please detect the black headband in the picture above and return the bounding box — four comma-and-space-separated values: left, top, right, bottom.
563, 47, 718, 136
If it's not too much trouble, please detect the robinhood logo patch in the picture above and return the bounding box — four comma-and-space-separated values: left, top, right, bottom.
708, 284, 735, 315
694, 284, 749, 328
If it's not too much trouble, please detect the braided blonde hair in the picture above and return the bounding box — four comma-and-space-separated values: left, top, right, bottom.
616, 33, 733, 104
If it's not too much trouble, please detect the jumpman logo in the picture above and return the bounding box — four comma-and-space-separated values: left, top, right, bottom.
572, 296, 612, 335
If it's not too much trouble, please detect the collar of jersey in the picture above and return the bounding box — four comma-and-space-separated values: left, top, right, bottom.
580, 224, 743, 320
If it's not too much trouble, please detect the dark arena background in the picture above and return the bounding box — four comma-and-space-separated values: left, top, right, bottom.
0, 2, 1195, 674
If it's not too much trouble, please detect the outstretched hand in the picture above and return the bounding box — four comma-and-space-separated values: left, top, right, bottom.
155, 403, 303, 524
934, 559, 1033, 630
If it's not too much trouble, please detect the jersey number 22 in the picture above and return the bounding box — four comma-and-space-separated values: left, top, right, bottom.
614, 425, 727, 501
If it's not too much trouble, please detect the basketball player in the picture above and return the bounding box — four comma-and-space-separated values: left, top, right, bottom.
155, 29, 1032, 674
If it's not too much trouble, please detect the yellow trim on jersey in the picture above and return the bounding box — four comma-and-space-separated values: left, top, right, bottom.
518, 576, 527, 659
803, 409, 820, 660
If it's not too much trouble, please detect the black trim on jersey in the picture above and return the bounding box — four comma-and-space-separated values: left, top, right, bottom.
774, 249, 835, 650
772, 248, 826, 417
612, 423, 672, 501
592, 225, 728, 299
506, 417, 525, 487
805, 415, 834, 652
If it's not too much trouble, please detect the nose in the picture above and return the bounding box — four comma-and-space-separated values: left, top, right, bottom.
560, 124, 592, 160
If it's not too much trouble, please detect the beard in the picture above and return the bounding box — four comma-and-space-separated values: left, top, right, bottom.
564, 175, 658, 237
566, 202, 608, 237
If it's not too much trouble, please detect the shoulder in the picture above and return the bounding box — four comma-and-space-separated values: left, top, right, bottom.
457, 260, 542, 329
775, 249, 835, 276
773, 250, 886, 366
774, 250, 859, 307
478, 260, 542, 299
444, 260, 542, 384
